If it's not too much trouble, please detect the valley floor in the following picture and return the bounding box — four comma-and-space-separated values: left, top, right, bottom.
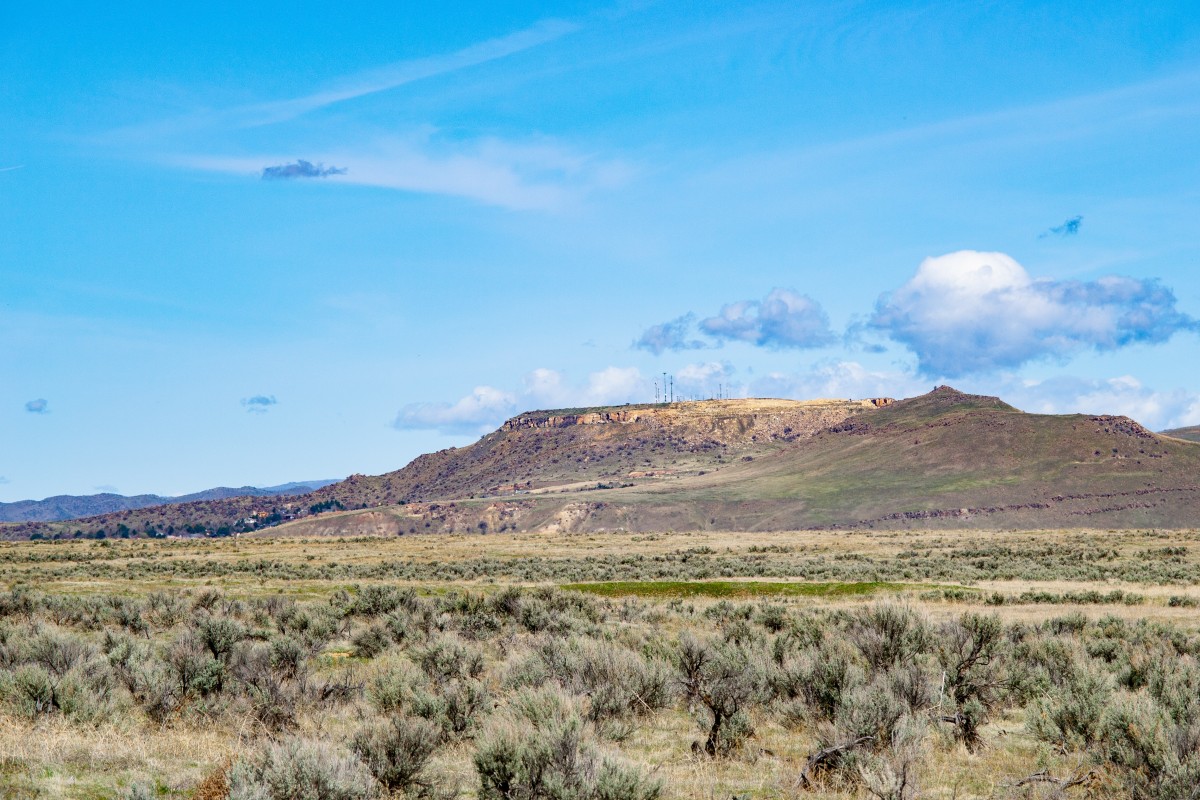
2, 527, 1200, 799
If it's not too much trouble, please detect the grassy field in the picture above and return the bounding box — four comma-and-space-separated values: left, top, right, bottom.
560, 581, 969, 599
2, 527, 1200, 799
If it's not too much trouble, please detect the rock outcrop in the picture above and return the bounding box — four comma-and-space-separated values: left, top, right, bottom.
501, 398, 894, 446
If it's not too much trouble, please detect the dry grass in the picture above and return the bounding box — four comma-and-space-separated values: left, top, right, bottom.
0, 713, 233, 798
1, 527, 1199, 798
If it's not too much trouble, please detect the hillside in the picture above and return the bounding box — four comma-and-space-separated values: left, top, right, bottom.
0, 480, 339, 523
2, 398, 886, 539
1162, 425, 1200, 443
276, 386, 1200, 537
8, 388, 1199, 540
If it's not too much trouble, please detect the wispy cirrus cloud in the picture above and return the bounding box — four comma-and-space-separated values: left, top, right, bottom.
178, 136, 630, 211
870, 251, 1197, 377
215, 19, 579, 130
105, 18, 580, 141
104, 18, 618, 211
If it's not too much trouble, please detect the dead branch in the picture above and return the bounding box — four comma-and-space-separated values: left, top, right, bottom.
796, 735, 875, 789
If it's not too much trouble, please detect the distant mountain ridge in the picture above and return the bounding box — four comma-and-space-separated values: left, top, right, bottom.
1162, 425, 1200, 444
0, 480, 340, 523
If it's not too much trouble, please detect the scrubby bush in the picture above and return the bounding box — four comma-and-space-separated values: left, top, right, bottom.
1028, 655, 1113, 750
367, 660, 432, 715
770, 636, 865, 722
474, 687, 659, 800
228, 738, 379, 800
234, 642, 300, 730
195, 614, 245, 661
677, 634, 765, 757
1102, 692, 1200, 799
935, 613, 1005, 748
511, 635, 671, 729
353, 625, 392, 659
846, 605, 932, 672
352, 715, 442, 794
0, 627, 118, 722
415, 635, 484, 683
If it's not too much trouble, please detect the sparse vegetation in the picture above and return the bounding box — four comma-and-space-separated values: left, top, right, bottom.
2, 526, 1200, 798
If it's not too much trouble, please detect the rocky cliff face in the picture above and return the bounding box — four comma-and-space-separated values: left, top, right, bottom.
501, 398, 893, 445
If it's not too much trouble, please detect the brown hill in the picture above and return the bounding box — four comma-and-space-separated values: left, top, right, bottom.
1162, 425, 1200, 444
3, 398, 886, 540
274, 386, 1200, 537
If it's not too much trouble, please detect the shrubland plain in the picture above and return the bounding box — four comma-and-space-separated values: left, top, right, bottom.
4, 526, 1200, 799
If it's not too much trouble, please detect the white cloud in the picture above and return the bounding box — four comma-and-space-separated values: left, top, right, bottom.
1002, 375, 1200, 430
871, 250, 1197, 376
633, 313, 708, 355
673, 361, 737, 399
638, 289, 836, 354
394, 367, 649, 434
700, 288, 836, 349
749, 361, 928, 402
394, 386, 519, 435
581, 367, 644, 406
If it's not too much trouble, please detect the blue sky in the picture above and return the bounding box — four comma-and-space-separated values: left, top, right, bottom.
3, 1, 1200, 501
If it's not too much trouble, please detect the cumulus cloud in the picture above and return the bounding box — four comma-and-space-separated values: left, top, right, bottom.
394, 367, 649, 435
673, 361, 738, 400
1002, 375, 1200, 431
242, 395, 278, 413
394, 386, 519, 435
871, 250, 1197, 377
700, 289, 836, 349
1041, 215, 1083, 238
633, 314, 709, 355
261, 160, 347, 180
638, 289, 836, 355
24, 399, 48, 414
750, 361, 928, 403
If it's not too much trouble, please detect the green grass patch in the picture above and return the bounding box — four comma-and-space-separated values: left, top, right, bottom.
561, 579, 973, 599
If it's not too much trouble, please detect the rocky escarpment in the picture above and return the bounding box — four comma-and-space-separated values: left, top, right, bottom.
502, 398, 894, 446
